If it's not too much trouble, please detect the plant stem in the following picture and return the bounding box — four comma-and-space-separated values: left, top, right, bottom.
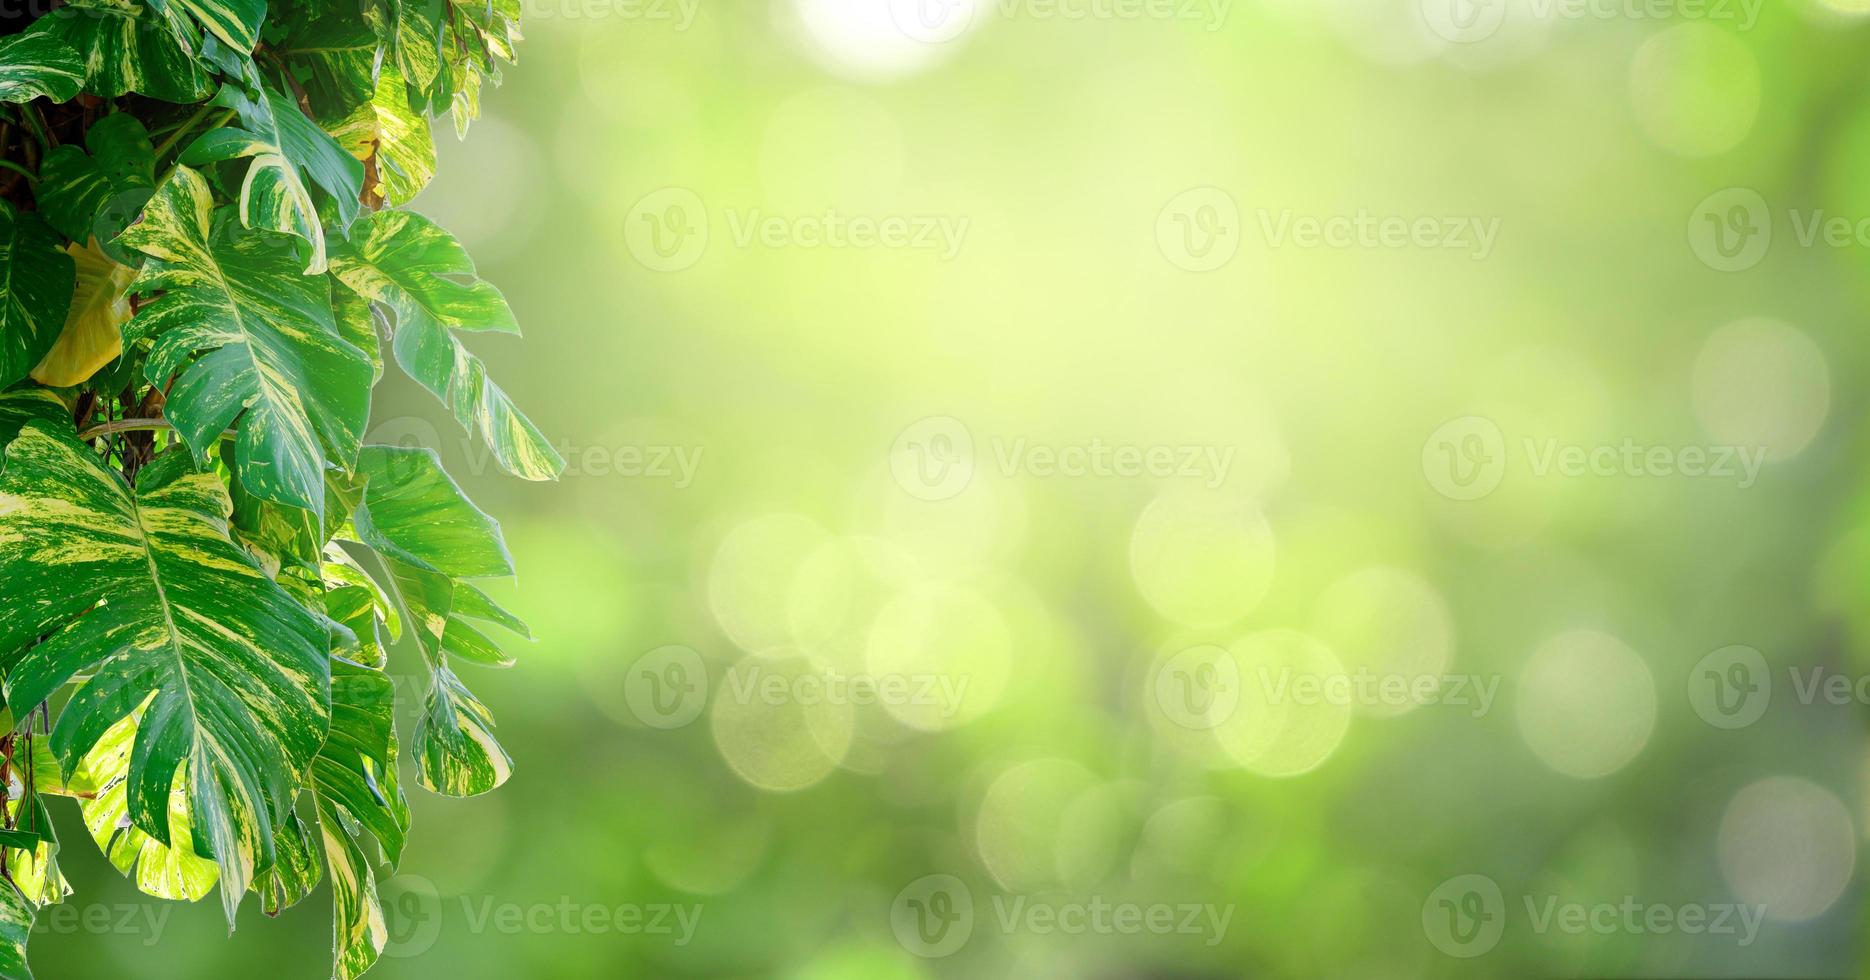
154, 107, 235, 163
79, 418, 174, 440
152, 105, 212, 158
80, 418, 237, 443
20, 107, 46, 151
0, 160, 34, 184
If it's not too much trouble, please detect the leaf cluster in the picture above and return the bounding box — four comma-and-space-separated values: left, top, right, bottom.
0, 2, 558, 977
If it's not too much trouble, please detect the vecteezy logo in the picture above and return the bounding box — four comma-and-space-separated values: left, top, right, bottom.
381, 874, 442, 959
1420, 0, 1507, 43
1154, 645, 1241, 730
889, 416, 975, 501
887, 0, 976, 43
1423, 874, 1504, 958
1688, 188, 1771, 273
1421, 416, 1507, 501
890, 874, 974, 958
1687, 645, 1770, 730
624, 188, 709, 272
623, 645, 708, 729
1156, 187, 1240, 272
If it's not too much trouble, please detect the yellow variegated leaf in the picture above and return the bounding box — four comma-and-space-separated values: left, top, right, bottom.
329, 61, 436, 207
29, 240, 133, 388
75, 712, 219, 903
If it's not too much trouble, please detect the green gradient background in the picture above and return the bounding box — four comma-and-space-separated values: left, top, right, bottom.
32, 0, 1870, 976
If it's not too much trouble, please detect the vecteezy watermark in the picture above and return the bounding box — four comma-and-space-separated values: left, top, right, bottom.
1687, 186, 1870, 272
623, 188, 969, 272
546, 442, 703, 486
1154, 188, 1500, 269
1687, 644, 1870, 729
381, 876, 702, 958
1255, 209, 1500, 260
886, 0, 1231, 44
1421, 0, 1763, 44
1157, 187, 1240, 272
618, 645, 973, 729
1422, 874, 1765, 958
1151, 645, 1499, 729
520, 0, 701, 28
889, 416, 1234, 502
30, 903, 170, 947
1420, 415, 1766, 501
889, 875, 1233, 958
365, 416, 703, 487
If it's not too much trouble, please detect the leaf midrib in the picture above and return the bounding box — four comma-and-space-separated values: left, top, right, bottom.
126, 480, 206, 777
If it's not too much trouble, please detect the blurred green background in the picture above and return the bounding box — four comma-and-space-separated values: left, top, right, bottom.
32, 0, 1870, 975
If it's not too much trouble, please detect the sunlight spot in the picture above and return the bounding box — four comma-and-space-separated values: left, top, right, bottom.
1719, 776, 1855, 921
1311, 566, 1454, 717
974, 758, 1104, 892
710, 650, 855, 792
1216, 630, 1353, 777
1629, 24, 1759, 158
1692, 318, 1830, 462
791, 0, 973, 82
865, 583, 1011, 730
708, 514, 834, 654
1130, 489, 1275, 628
1516, 630, 1655, 779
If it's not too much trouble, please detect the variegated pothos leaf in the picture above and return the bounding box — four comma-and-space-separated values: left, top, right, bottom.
118, 166, 372, 521
0, 33, 84, 104
331, 211, 564, 481
0, 204, 75, 391
27, 2, 215, 103
0, 430, 331, 924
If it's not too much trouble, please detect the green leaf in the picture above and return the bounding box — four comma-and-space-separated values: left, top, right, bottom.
277, 17, 381, 118
323, 584, 387, 667
28, 3, 215, 103
323, 551, 402, 663
0, 753, 70, 910
313, 658, 410, 978
180, 126, 332, 275
329, 61, 436, 208
27, 731, 98, 800
0, 391, 67, 450
0, 33, 84, 104
321, 813, 387, 980
340, 447, 525, 797
364, 0, 445, 102
118, 166, 372, 520
33, 112, 155, 253
161, 0, 267, 53
183, 64, 368, 272
348, 445, 527, 670
0, 203, 76, 391
436, 0, 519, 135
354, 446, 513, 579
333, 281, 385, 384
0, 882, 33, 980
317, 659, 409, 865
372, 557, 521, 796
414, 663, 510, 797
0, 432, 332, 924
331, 211, 564, 481
229, 64, 367, 233
254, 808, 321, 913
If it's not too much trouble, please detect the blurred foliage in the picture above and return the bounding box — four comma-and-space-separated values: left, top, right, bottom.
29, 0, 1870, 977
